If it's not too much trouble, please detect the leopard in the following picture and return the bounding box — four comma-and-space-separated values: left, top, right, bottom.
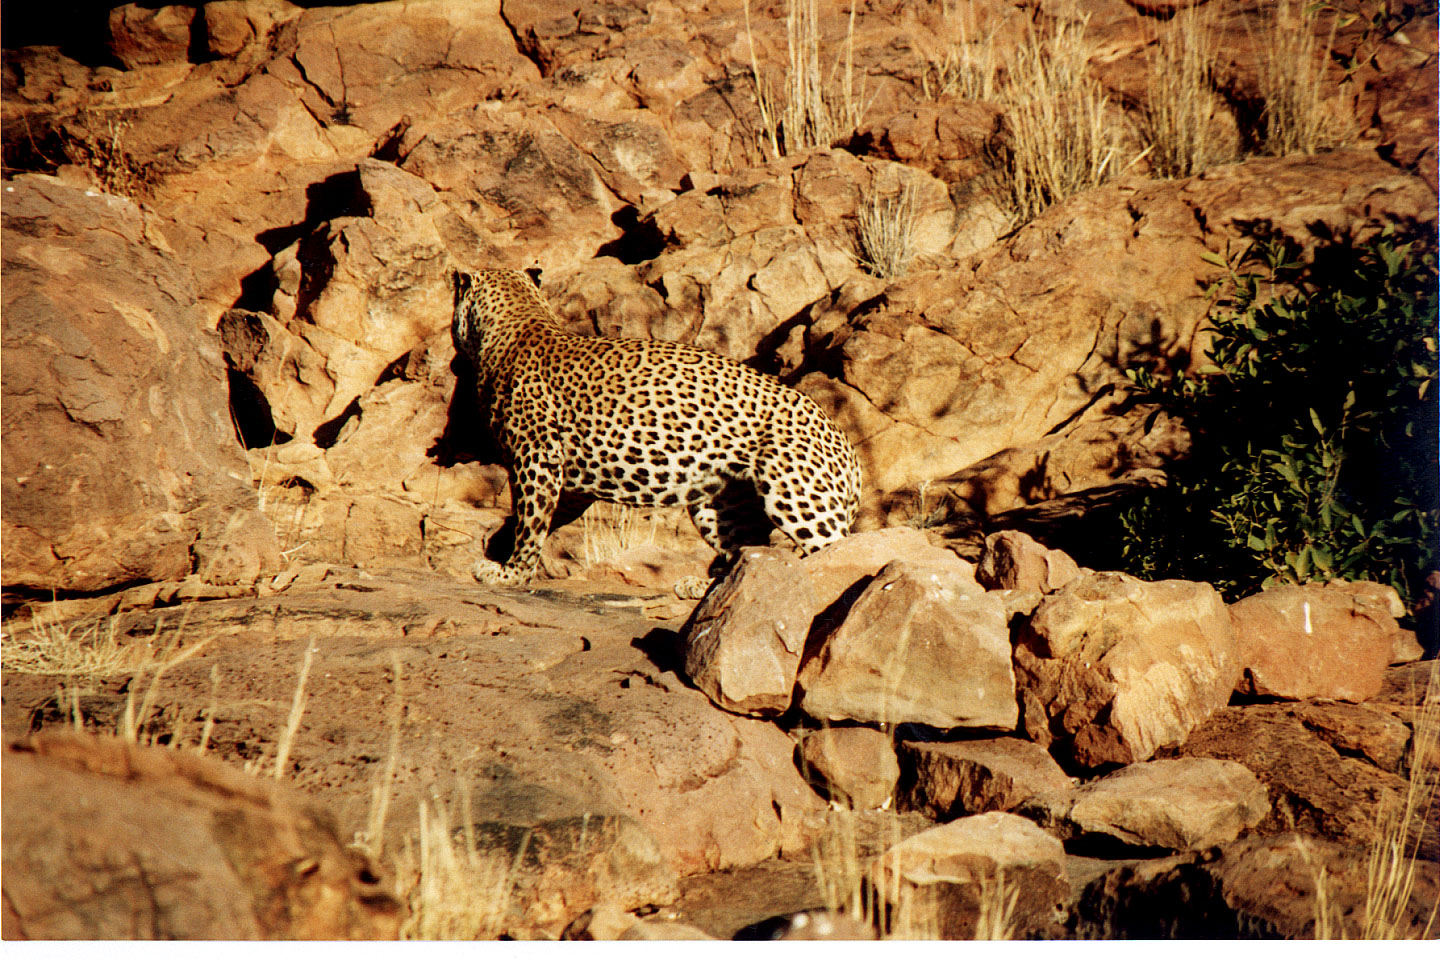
450, 267, 862, 598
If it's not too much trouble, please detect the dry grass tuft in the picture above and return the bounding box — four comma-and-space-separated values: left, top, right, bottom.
812, 807, 941, 939
1307, 659, 1439, 939
989, 9, 1120, 223
394, 793, 526, 940
746, 0, 867, 158
581, 502, 662, 566
3, 614, 149, 685
1360, 658, 1439, 939
1255, 0, 1356, 156
921, 0, 1000, 102
855, 179, 920, 279
1139, 2, 1236, 178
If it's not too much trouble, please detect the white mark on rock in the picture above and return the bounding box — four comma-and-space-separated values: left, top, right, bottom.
1303, 601, 1313, 634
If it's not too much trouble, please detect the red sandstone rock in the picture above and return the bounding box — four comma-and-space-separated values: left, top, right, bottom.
1230, 581, 1410, 701
1014, 572, 1240, 771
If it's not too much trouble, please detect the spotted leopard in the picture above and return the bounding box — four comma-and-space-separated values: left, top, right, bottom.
451, 268, 862, 597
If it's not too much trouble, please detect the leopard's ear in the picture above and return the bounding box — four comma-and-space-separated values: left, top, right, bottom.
451, 269, 471, 294
523, 267, 542, 288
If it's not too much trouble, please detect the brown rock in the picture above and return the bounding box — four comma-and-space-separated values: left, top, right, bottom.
799, 726, 900, 810
1, 733, 400, 940
1174, 704, 1415, 851
1014, 572, 1240, 771
1230, 581, 1405, 701
899, 738, 1075, 820
1281, 700, 1413, 774
202, 1, 304, 61
108, 3, 195, 69
798, 560, 1016, 730
1074, 833, 1440, 939
800, 526, 981, 614
976, 529, 1083, 593
797, 152, 1434, 524
683, 548, 818, 717
1022, 758, 1269, 853
1, 175, 278, 593
874, 812, 1070, 939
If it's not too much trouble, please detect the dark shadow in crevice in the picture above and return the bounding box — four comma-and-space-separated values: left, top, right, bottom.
593, 205, 666, 265
226, 365, 293, 450
312, 395, 361, 449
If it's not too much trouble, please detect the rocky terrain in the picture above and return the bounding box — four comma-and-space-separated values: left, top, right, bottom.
2, 0, 1437, 941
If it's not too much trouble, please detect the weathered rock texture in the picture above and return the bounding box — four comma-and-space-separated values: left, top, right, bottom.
899, 737, 1075, 820
873, 812, 1070, 939
798, 726, 900, 810
1074, 833, 1440, 939
1021, 758, 1269, 853
1014, 572, 1241, 771
1171, 703, 1419, 852
976, 530, 1083, 594
798, 559, 1016, 729
1, 176, 279, 593
1230, 581, 1410, 701
683, 549, 817, 717
1, 733, 400, 940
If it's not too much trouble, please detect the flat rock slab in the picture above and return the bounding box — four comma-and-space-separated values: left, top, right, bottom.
1074, 833, 1440, 939
1173, 702, 1423, 854
900, 737, 1075, 819
2, 568, 823, 937
1021, 757, 1269, 853
1, 733, 400, 940
873, 811, 1070, 939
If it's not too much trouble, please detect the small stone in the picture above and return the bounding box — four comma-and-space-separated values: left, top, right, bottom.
899, 738, 1075, 819
800, 727, 900, 810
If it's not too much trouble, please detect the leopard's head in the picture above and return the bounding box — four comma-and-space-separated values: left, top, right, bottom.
451, 268, 548, 367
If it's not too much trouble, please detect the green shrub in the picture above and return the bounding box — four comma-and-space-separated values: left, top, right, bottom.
1117, 225, 1438, 610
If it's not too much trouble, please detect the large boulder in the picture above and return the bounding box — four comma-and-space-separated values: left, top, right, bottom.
798, 559, 1016, 730
1020, 758, 1269, 853
899, 737, 1075, 820
873, 812, 1070, 939
1, 733, 400, 940
680, 528, 981, 718
682, 549, 818, 717
1, 175, 278, 593
1229, 581, 1410, 701
1014, 572, 1240, 771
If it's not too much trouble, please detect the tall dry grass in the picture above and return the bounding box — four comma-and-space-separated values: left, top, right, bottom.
991, 11, 1120, 224
921, 0, 1000, 102
1359, 658, 1438, 939
1255, 0, 1356, 156
1308, 658, 1439, 939
1138, 2, 1236, 178
745, 0, 867, 158
391, 788, 528, 940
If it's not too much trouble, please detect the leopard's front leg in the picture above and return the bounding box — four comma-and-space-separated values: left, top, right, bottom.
473, 442, 563, 588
